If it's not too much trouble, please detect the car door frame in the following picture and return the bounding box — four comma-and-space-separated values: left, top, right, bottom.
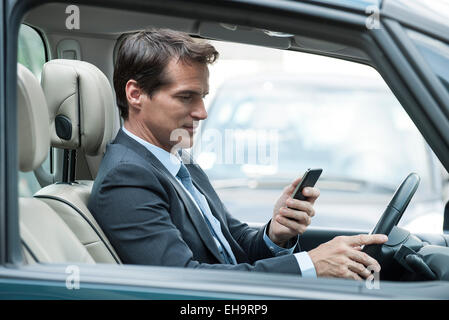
2, 0, 449, 299
0, 0, 5, 266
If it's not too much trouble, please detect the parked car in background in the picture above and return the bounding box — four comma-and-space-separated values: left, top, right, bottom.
195, 73, 446, 233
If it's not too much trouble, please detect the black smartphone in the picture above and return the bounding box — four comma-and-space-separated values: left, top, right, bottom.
291, 168, 323, 201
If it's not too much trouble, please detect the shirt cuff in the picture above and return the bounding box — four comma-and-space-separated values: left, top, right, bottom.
294, 251, 317, 278
263, 224, 298, 256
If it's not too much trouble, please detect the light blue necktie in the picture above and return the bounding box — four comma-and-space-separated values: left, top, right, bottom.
176, 162, 237, 264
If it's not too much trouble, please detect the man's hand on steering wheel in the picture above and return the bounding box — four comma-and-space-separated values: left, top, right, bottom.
308, 234, 388, 280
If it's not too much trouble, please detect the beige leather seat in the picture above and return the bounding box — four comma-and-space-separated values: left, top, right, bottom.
34, 59, 121, 264
40, 59, 119, 178
17, 63, 94, 264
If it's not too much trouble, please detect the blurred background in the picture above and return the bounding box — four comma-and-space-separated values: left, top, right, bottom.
194, 40, 447, 233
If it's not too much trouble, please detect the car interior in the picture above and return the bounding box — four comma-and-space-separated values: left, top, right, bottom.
13, 1, 449, 288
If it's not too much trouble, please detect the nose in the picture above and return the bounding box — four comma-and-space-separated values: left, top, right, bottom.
191, 99, 208, 120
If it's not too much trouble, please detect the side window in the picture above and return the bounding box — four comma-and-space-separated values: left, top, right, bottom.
194, 40, 445, 234
17, 24, 49, 197
18, 24, 46, 79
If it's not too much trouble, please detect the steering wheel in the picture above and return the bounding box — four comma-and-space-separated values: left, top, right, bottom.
362, 173, 420, 261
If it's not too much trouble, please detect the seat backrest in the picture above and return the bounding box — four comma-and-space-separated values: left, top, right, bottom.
35, 181, 121, 263
20, 198, 94, 264
36, 59, 121, 264
17, 63, 94, 264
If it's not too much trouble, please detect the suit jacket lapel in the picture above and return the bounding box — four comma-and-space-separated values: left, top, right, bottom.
113, 130, 225, 263
189, 166, 247, 262
162, 173, 226, 264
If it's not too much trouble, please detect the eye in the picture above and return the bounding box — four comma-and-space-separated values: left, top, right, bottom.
178, 95, 193, 103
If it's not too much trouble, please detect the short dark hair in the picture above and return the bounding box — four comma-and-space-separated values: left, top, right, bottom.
113, 28, 219, 120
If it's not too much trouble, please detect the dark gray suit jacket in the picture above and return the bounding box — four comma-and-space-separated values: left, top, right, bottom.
88, 129, 301, 274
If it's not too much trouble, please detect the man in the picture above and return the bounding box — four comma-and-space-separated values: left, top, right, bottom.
88, 29, 387, 279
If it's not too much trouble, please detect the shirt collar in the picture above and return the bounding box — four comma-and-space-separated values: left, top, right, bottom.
121, 127, 181, 177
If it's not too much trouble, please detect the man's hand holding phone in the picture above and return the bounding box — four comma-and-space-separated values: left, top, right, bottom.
268, 168, 388, 280
268, 169, 322, 247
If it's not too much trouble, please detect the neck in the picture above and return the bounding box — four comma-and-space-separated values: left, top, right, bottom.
123, 120, 176, 154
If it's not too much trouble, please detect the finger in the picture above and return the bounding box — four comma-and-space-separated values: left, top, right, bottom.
285, 176, 304, 196
342, 269, 363, 281
276, 216, 307, 234
347, 260, 372, 279
291, 175, 303, 187
285, 199, 315, 217
345, 234, 388, 247
279, 207, 311, 225
302, 187, 320, 202
347, 249, 381, 272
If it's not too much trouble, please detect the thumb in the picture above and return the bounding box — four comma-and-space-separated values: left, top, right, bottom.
286, 176, 303, 196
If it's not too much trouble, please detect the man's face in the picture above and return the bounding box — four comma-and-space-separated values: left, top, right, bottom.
127, 58, 209, 152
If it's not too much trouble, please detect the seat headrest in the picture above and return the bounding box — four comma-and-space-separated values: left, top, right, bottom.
41, 59, 116, 156
17, 64, 50, 172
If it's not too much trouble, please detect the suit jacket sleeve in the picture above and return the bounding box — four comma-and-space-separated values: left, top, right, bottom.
190, 162, 301, 263
90, 162, 301, 275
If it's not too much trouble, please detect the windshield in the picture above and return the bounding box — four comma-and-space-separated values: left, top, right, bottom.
406, 28, 449, 96
194, 74, 434, 198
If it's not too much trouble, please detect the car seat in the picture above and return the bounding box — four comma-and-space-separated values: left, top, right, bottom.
17, 63, 94, 264
33, 59, 121, 263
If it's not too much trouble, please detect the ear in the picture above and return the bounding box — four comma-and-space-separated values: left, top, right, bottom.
125, 79, 144, 112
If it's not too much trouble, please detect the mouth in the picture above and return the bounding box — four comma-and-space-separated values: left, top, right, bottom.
182, 124, 199, 134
